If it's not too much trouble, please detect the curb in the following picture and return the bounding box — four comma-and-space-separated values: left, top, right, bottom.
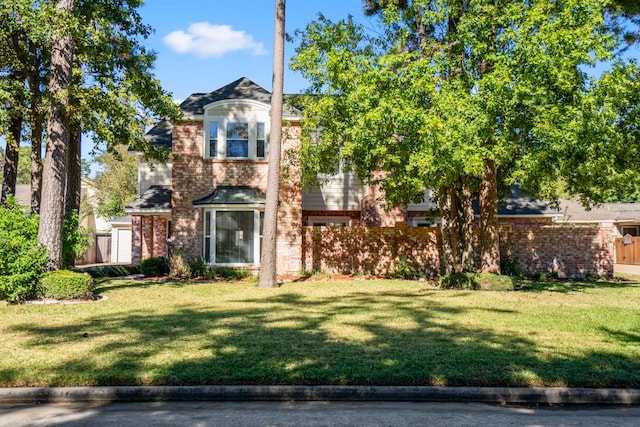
0, 386, 639, 405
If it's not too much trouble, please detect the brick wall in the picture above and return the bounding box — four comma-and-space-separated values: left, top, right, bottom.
170, 121, 302, 274
500, 221, 615, 278
302, 220, 615, 277
131, 215, 168, 264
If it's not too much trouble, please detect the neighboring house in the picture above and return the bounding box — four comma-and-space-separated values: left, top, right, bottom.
110, 215, 132, 263
557, 199, 640, 267
558, 199, 640, 237
126, 77, 580, 275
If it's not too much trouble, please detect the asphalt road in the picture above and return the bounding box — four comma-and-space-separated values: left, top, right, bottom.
1, 401, 639, 427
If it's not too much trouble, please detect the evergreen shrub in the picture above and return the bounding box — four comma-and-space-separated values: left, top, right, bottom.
140, 256, 168, 277
38, 270, 94, 300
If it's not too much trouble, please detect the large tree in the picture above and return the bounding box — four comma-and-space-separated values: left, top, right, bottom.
2, 0, 181, 269
259, 0, 286, 288
38, 0, 75, 270
291, 0, 635, 274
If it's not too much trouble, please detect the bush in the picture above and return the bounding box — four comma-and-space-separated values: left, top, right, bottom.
211, 267, 252, 281
0, 272, 42, 302
140, 256, 168, 277
0, 197, 48, 301
62, 210, 91, 268
188, 257, 210, 278
168, 252, 191, 279
440, 272, 479, 289
38, 270, 94, 300
500, 255, 524, 278
75, 264, 140, 278
386, 257, 422, 279
440, 272, 515, 291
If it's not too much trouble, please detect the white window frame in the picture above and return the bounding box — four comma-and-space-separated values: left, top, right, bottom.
621, 225, 639, 237
308, 216, 350, 227
204, 100, 270, 160
410, 217, 441, 227
203, 207, 264, 266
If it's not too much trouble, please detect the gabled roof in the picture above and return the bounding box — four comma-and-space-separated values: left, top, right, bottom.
144, 120, 173, 150
180, 77, 272, 116
493, 186, 561, 217
558, 199, 640, 223
125, 185, 171, 214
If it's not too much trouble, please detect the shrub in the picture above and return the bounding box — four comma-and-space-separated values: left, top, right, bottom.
38, 270, 94, 300
500, 255, 524, 278
0, 197, 48, 301
211, 267, 252, 281
386, 257, 422, 279
168, 252, 191, 279
76, 264, 140, 278
140, 256, 168, 277
0, 272, 42, 302
62, 210, 91, 268
440, 272, 515, 291
440, 272, 479, 290
188, 257, 209, 278
532, 272, 547, 281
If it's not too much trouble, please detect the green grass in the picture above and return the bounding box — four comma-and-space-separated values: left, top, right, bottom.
0, 277, 638, 388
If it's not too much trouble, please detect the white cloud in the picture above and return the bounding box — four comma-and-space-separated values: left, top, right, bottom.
163, 22, 267, 58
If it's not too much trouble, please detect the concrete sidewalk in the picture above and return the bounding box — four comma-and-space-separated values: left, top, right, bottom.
1, 386, 639, 405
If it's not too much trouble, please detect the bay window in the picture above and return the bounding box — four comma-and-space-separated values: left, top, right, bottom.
204, 209, 263, 265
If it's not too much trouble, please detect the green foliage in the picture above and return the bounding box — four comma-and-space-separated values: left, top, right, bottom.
38, 270, 94, 300
140, 256, 168, 277
291, 1, 640, 272
532, 272, 548, 282
188, 257, 209, 278
0, 197, 47, 301
168, 252, 191, 279
91, 145, 138, 220
211, 267, 252, 281
62, 210, 91, 268
76, 264, 140, 278
500, 255, 524, 279
386, 257, 422, 279
440, 272, 514, 291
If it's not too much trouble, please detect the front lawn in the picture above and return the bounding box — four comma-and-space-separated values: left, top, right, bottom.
0, 277, 638, 387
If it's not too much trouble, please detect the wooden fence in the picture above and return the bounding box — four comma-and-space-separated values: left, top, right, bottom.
615, 236, 640, 265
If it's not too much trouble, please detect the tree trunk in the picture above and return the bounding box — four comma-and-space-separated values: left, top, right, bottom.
65, 126, 81, 216
1, 100, 22, 204
28, 40, 43, 214
458, 176, 475, 272
258, 0, 286, 288
439, 186, 455, 275
480, 158, 501, 273
38, 0, 75, 270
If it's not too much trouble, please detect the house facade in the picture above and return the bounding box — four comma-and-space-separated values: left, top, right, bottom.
125, 77, 616, 277
126, 77, 388, 274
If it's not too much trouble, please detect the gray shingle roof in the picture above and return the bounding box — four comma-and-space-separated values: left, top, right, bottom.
145, 120, 173, 150
143, 78, 275, 150
558, 199, 640, 222
180, 77, 271, 116
470, 186, 561, 217
125, 185, 171, 213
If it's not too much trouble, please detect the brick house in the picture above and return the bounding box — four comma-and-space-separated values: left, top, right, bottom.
125, 77, 615, 277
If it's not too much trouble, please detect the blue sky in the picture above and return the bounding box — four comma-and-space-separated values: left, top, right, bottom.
138, 0, 368, 101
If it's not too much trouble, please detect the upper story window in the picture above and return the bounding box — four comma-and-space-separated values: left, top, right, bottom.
227, 122, 250, 158
205, 100, 270, 160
